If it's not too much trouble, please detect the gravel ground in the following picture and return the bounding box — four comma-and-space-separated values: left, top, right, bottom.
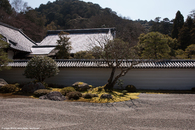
0, 93, 195, 130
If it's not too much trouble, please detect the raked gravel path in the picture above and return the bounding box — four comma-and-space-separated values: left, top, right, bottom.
0, 93, 195, 130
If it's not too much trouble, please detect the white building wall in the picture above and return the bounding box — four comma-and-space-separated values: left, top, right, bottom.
7, 50, 14, 59
0, 68, 194, 90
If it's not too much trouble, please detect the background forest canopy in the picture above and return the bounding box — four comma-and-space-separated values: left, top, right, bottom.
0, 0, 195, 59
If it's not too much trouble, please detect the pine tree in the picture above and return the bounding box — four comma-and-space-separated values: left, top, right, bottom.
171, 11, 184, 39
55, 32, 72, 59
0, 0, 12, 14
178, 16, 194, 50
0, 35, 11, 71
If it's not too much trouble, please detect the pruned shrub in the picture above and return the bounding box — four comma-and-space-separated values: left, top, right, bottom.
83, 93, 98, 99
24, 56, 59, 82
83, 93, 93, 99
67, 91, 82, 100
122, 90, 128, 95
192, 87, 195, 92
92, 94, 98, 97
125, 85, 136, 92
98, 87, 103, 92
34, 89, 52, 97
22, 82, 45, 93
60, 87, 76, 96
0, 84, 19, 93
41, 82, 48, 88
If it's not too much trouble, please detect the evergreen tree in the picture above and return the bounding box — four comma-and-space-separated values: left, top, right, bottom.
160, 18, 172, 35
178, 16, 194, 50
185, 44, 195, 59
190, 28, 195, 45
178, 27, 191, 50
74, 51, 95, 59
0, 0, 12, 14
0, 35, 11, 71
171, 11, 184, 39
55, 32, 72, 59
138, 32, 172, 59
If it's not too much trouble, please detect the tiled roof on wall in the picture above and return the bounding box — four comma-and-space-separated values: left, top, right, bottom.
7, 59, 195, 68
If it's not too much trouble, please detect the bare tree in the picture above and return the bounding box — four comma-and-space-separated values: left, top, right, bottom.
11, 0, 28, 13
89, 35, 139, 90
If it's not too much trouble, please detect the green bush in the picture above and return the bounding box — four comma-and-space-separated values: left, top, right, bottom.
18, 83, 26, 88
192, 87, 195, 92
98, 87, 103, 92
92, 94, 99, 97
125, 85, 136, 92
83, 93, 93, 99
60, 87, 76, 96
24, 56, 59, 82
67, 91, 82, 100
83, 93, 99, 99
32, 80, 49, 88
0, 84, 19, 93
122, 90, 128, 95
41, 82, 48, 88
34, 89, 51, 97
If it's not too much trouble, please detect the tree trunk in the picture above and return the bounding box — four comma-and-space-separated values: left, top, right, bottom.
104, 67, 116, 90
104, 67, 132, 91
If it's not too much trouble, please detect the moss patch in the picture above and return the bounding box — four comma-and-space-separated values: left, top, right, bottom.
73, 87, 140, 103
50, 88, 62, 92
78, 82, 84, 85
0, 87, 140, 103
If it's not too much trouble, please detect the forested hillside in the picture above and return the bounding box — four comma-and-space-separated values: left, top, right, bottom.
0, 0, 46, 42
0, 0, 145, 44
35, 0, 145, 45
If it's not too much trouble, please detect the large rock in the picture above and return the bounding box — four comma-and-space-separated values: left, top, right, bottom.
0, 78, 8, 87
100, 94, 113, 99
39, 91, 66, 101
22, 82, 45, 93
72, 82, 91, 91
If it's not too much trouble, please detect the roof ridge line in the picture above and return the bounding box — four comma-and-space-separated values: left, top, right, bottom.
46, 28, 116, 36
47, 27, 116, 32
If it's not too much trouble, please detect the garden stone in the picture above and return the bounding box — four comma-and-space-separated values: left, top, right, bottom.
22, 82, 45, 93
39, 91, 66, 101
92, 94, 99, 97
0, 78, 8, 87
72, 82, 90, 91
100, 94, 113, 99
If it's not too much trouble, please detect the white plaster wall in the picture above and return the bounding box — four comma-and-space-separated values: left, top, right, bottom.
7, 50, 14, 59
0, 68, 194, 90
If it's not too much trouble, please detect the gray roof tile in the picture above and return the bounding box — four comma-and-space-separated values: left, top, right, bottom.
0, 22, 36, 52
7, 59, 195, 68
33, 28, 115, 54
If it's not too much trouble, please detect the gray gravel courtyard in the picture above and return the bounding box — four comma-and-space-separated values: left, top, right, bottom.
0, 93, 195, 130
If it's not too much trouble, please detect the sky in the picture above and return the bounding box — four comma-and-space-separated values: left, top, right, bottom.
18, 0, 195, 21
